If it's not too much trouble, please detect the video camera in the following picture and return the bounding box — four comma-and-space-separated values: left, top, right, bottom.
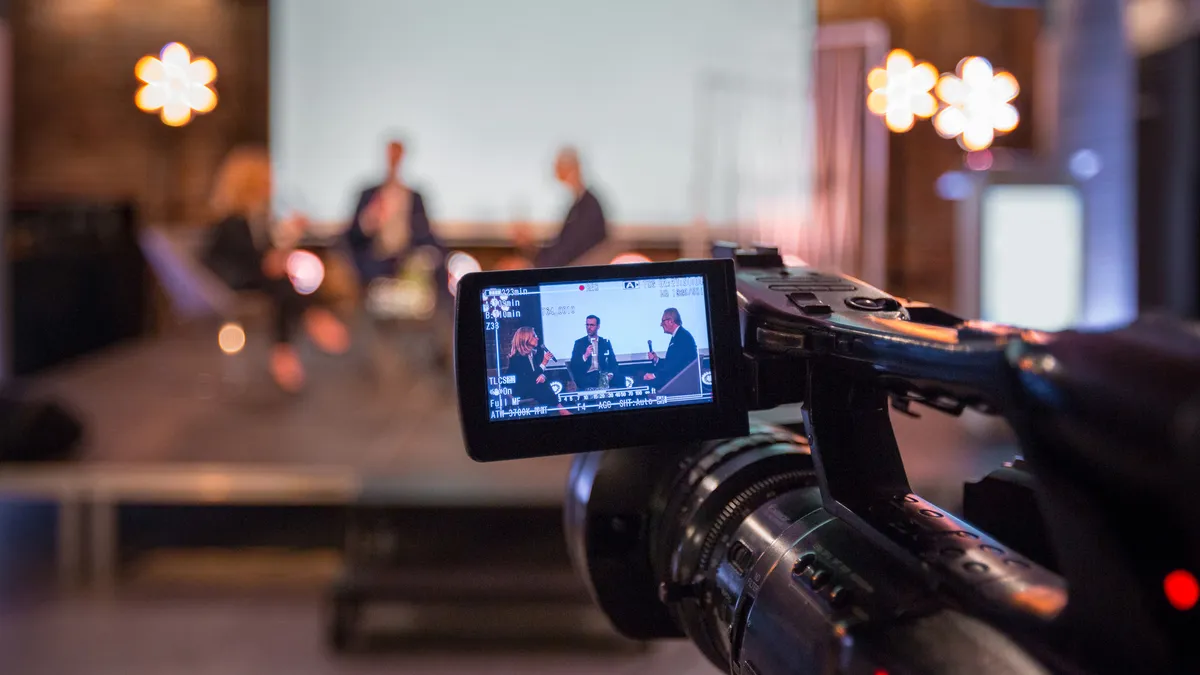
453, 249, 1200, 674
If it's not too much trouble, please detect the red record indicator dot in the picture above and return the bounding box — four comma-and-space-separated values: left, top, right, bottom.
1164, 569, 1199, 611
579, 285, 585, 291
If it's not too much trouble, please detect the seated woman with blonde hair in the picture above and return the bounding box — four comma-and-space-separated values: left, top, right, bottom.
202, 146, 350, 392
503, 326, 569, 415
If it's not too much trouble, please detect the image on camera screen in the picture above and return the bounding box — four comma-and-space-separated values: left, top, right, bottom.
482, 275, 714, 420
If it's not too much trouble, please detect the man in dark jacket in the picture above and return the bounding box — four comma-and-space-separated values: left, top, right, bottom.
534, 147, 608, 268
345, 139, 445, 284
644, 308, 698, 390
569, 314, 619, 390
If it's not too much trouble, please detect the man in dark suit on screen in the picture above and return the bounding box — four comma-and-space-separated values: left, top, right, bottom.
569, 315, 619, 390
644, 308, 699, 392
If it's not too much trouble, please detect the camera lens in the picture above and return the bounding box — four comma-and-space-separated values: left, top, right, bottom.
647, 425, 820, 668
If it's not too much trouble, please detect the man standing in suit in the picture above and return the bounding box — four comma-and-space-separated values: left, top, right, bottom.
534, 147, 608, 268
345, 138, 445, 284
644, 308, 698, 388
569, 315, 619, 390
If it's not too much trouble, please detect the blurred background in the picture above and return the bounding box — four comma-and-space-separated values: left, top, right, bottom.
0, 0, 1196, 673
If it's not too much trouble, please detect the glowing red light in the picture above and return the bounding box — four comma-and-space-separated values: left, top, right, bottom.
1164, 569, 1199, 611
579, 285, 585, 291
875, 670, 889, 675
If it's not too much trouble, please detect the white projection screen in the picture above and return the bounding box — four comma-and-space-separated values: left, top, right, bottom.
271, 0, 813, 237
536, 281, 711, 364
980, 184, 1085, 332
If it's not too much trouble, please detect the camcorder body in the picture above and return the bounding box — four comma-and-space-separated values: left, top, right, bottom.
453, 248, 1200, 675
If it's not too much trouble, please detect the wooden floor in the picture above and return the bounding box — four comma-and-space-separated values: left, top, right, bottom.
0, 595, 717, 675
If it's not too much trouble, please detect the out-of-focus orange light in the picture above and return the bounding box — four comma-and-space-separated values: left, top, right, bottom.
866, 49, 938, 134
933, 57, 1019, 151
1164, 569, 1199, 611
135, 42, 218, 127
218, 322, 246, 355
610, 252, 652, 264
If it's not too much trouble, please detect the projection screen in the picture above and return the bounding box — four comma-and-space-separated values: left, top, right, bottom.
270, 0, 813, 238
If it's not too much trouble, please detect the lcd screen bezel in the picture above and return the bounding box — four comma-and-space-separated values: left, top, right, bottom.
455, 259, 748, 462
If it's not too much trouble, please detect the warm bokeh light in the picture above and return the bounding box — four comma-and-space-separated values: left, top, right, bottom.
135, 42, 218, 127
933, 57, 1019, 151
286, 250, 325, 295
866, 49, 939, 133
217, 322, 246, 355
610, 252, 652, 264
446, 251, 482, 296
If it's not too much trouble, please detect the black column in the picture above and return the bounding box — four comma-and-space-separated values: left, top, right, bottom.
0, 0, 10, 383
1137, 34, 1199, 318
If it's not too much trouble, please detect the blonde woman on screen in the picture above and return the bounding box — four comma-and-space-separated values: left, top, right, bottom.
503, 327, 568, 413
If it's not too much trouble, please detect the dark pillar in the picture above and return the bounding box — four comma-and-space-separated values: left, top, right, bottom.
0, 0, 10, 382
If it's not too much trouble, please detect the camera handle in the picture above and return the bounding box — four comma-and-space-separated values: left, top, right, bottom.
801, 361, 1069, 635
801, 363, 919, 569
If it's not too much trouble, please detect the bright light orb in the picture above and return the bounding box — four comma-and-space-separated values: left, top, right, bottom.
135, 42, 218, 127
866, 49, 939, 133
610, 252, 653, 265
217, 322, 246, 355
933, 57, 1020, 151
446, 251, 482, 297
286, 250, 325, 295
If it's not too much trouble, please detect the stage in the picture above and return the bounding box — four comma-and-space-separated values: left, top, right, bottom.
0, 318, 1020, 593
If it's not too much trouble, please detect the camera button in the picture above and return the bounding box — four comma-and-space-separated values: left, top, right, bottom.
964, 562, 990, 574
829, 585, 852, 607
787, 293, 832, 315
808, 568, 831, 589
845, 296, 900, 312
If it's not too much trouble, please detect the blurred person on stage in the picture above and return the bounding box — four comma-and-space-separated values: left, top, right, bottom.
533, 147, 610, 268
202, 146, 350, 393
504, 327, 570, 414
346, 138, 446, 285
568, 315, 618, 390
644, 308, 697, 387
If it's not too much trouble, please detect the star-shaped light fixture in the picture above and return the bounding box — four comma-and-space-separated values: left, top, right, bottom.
933, 57, 1019, 151
866, 49, 939, 133
135, 42, 218, 127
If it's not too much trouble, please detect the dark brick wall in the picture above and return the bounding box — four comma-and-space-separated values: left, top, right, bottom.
10, 0, 269, 226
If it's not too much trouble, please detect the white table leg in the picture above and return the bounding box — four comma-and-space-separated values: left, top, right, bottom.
90, 494, 117, 592
56, 496, 82, 588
